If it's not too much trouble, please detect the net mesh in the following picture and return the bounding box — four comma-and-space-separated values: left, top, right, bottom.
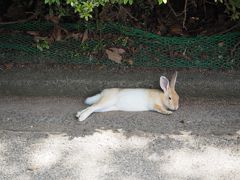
0, 21, 239, 69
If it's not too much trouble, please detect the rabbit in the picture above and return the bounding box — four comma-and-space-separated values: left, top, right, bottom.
76, 72, 179, 121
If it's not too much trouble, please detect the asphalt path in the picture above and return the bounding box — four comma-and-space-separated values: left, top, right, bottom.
0, 96, 239, 180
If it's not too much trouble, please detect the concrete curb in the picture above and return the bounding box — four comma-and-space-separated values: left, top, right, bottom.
0, 67, 240, 98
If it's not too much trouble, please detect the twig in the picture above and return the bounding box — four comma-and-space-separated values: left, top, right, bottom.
231, 40, 240, 57
183, 0, 188, 30
183, 48, 187, 56
218, 22, 240, 34
203, 0, 207, 18
119, 6, 138, 21
0, 14, 38, 25
167, 1, 184, 17
205, 0, 217, 5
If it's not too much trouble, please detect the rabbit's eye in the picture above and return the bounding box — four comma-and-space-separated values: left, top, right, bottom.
169, 97, 172, 100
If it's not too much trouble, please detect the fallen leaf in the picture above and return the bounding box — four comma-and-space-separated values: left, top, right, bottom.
52, 25, 63, 41
69, 32, 82, 40
127, 59, 134, 65
218, 41, 224, 47
200, 53, 208, 60
4, 63, 13, 70
131, 47, 137, 53
45, 15, 60, 24
109, 48, 126, 54
169, 25, 184, 36
27, 165, 39, 171
82, 30, 88, 43
106, 49, 122, 64
33, 36, 48, 42
26, 31, 39, 36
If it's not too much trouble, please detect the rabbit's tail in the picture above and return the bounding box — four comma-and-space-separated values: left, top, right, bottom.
84, 93, 101, 105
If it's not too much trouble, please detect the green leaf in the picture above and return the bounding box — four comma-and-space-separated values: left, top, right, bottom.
157, 0, 163, 5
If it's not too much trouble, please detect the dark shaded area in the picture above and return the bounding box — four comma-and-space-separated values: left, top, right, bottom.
0, 1, 239, 69
0, 0, 238, 35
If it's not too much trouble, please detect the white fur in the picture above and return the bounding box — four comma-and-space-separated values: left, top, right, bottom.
76, 73, 179, 121
112, 89, 150, 111
84, 94, 101, 105
76, 88, 156, 121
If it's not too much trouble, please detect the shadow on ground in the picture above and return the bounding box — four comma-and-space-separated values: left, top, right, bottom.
0, 129, 240, 180
0, 96, 240, 179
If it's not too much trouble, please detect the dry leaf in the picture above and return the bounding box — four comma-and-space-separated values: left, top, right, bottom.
4, 63, 13, 70
69, 32, 82, 40
218, 41, 224, 47
33, 36, 47, 42
26, 31, 39, 36
169, 25, 184, 35
53, 25, 62, 41
82, 30, 88, 43
45, 15, 60, 24
128, 59, 134, 65
200, 53, 208, 60
106, 49, 122, 64
109, 48, 126, 54
27, 165, 39, 171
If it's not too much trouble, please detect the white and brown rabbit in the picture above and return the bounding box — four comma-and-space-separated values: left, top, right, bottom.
76, 72, 179, 121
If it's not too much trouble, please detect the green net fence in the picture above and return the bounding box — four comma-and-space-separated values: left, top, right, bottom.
0, 21, 239, 69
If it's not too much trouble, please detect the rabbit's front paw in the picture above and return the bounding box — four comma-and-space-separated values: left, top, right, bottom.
154, 104, 173, 115
164, 110, 173, 115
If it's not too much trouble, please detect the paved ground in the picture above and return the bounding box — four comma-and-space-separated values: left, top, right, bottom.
0, 96, 240, 180
0, 66, 240, 179
1, 66, 240, 98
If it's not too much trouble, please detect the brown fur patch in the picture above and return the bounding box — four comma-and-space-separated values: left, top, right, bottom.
154, 104, 165, 112
148, 89, 162, 99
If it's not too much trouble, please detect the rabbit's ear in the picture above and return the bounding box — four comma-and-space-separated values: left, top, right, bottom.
160, 76, 169, 93
170, 71, 178, 89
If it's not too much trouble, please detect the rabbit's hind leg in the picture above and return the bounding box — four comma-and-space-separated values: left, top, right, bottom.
76, 95, 116, 121
76, 108, 88, 119
77, 104, 110, 121
77, 106, 98, 121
